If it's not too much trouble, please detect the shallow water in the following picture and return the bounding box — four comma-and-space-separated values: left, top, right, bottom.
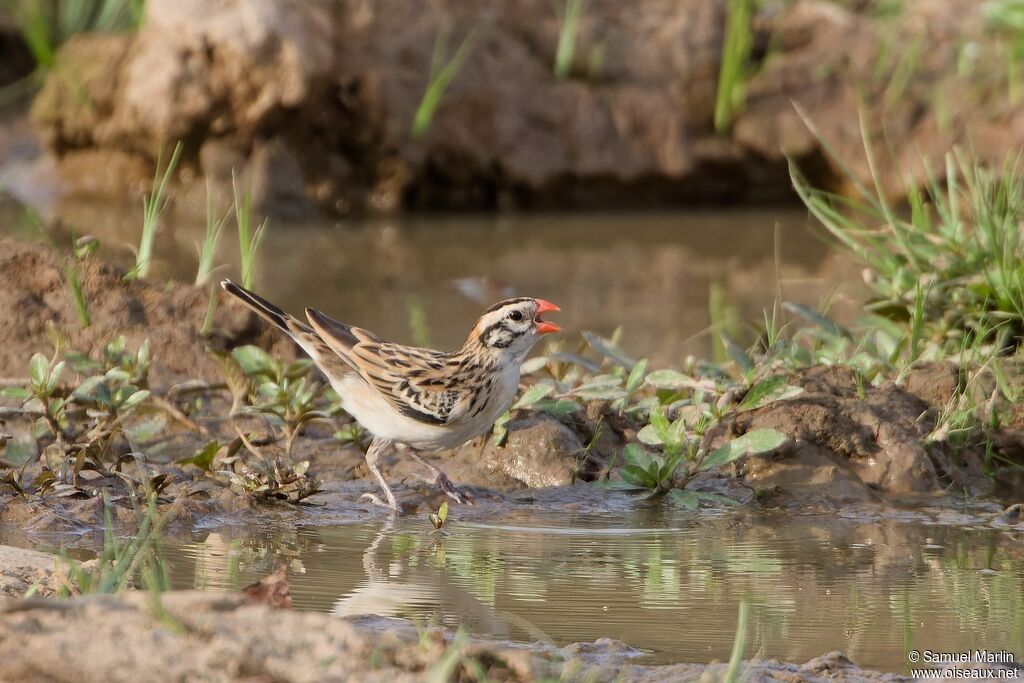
83, 510, 1023, 673
0, 189, 849, 364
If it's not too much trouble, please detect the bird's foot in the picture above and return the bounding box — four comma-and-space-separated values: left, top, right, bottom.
360, 492, 400, 512
435, 472, 476, 505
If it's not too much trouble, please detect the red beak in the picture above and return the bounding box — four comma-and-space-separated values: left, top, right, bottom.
534, 299, 562, 335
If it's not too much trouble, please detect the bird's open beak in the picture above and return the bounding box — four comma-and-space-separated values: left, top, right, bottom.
533, 299, 562, 335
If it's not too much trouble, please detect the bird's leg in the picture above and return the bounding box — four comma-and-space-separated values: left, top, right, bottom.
401, 446, 476, 505
360, 437, 400, 512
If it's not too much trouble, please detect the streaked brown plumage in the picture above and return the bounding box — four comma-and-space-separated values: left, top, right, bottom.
220, 280, 561, 511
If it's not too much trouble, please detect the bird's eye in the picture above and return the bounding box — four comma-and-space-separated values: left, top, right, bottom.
508, 310, 524, 322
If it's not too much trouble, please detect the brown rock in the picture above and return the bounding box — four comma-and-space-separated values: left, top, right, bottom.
482, 414, 588, 488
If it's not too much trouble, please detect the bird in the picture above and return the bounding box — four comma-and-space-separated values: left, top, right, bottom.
219, 279, 561, 511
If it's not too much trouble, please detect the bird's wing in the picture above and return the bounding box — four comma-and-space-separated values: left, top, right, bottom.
305, 308, 475, 425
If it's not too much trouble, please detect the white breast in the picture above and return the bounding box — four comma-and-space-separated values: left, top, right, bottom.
330, 364, 521, 451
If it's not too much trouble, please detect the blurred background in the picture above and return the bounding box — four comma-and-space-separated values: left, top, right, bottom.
0, 0, 1020, 360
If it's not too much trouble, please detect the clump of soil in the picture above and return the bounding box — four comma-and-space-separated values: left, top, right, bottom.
0, 237, 292, 389
701, 364, 1024, 506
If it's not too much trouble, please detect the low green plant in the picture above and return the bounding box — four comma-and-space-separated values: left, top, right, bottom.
66, 235, 98, 328
554, 0, 586, 79
790, 115, 1024, 357
231, 171, 269, 289
11, 0, 144, 74
16, 350, 69, 443
59, 494, 169, 596
723, 600, 750, 683
429, 501, 449, 530
411, 25, 480, 139
231, 345, 329, 456
714, 0, 756, 133
195, 178, 231, 287
126, 142, 182, 281
623, 402, 786, 507
984, 0, 1024, 104
425, 628, 490, 683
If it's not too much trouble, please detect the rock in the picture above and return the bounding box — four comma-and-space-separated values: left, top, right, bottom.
0, 545, 68, 600
28, 0, 1024, 211
483, 414, 588, 488
30, 34, 133, 152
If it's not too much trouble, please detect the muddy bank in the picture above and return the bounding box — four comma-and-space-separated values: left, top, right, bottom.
23, 0, 1020, 212
0, 236, 293, 390
1, 238, 1023, 533
0, 549, 941, 683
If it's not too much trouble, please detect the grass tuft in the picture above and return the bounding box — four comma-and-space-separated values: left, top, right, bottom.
554, 0, 586, 79
411, 25, 480, 139
714, 0, 756, 133
790, 118, 1024, 357
231, 171, 270, 289
195, 178, 231, 287
125, 141, 182, 281
12, 0, 144, 74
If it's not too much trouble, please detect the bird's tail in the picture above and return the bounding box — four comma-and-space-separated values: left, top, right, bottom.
220, 279, 311, 336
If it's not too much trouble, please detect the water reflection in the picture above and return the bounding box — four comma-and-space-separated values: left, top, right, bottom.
159, 511, 1024, 672
0, 193, 854, 364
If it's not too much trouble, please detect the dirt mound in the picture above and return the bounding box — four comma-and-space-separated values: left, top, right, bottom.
28, 0, 1017, 212
0, 237, 291, 389
704, 365, 1003, 505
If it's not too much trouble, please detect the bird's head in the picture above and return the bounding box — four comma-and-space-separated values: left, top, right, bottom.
468, 297, 562, 361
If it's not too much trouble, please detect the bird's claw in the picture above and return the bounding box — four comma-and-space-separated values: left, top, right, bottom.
360, 492, 400, 512
436, 473, 476, 505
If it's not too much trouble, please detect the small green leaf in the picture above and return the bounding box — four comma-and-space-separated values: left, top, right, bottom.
231, 345, 275, 377
492, 411, 511, 446
737, 376, 787, 411
622, 443, 656, 470
783, 302, 852, 339
29, 354, 48, 388
666, 417, 687, 448
177, 440, 220, 471
637, 424, 663, 446
581, 330, 636, 369
513, 383, 554, 409
0, 387, 30, 400
284, 359, 314, 381
105, 368, 131, 383
437, 501, 448, 523
120, 390, 150, 411
699, 428, 788, 472
695, 491, 741, 506
72, 376, 107, 402
573, 386, 627, 401
45, 361, 65, 393
625, 358, 649, 392
722, 335, 754, 374
620, 465, 655, 488
533, 398, 581, 415
644, 369, 699, 390
669, 489, 700, 510
649, 405, 671, 441
520, 357, 549, 375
